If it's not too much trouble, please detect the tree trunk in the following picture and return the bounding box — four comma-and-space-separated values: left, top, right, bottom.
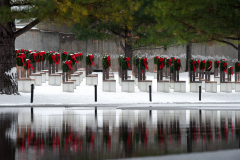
120, 28, 133, 70
186, 43, 192, 72
125, 42, 132, 69
0, 20, 18, 94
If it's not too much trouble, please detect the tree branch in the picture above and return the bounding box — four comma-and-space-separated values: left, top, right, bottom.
14, 18, 40, 37
225, 36, 240, 40
109, 28, 125, 38
213, 39, 240, 51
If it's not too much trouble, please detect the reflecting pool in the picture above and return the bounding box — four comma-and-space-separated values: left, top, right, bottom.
0, 107, 240, 159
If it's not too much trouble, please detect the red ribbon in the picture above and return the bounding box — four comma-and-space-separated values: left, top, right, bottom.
41, 51, 45, 61
177, 59, 181, 70
143, 58, 149, 70
168, 59, 172, 68
79, 53, 83, 61
217, 60, 220, 67
107, 56, 111, 66
17, 54, 26, 66
126, 57, 130, 69
159, 58, 164, 69
38, 51, 45, 62
71, 55, 76, 62
89, 55, 95, 66
56, 54, 60, 64
207, 61, 212, 70
223, 62, 227, 72
64, 51, 67, 60
78, 53, 83, 62
74, 53, 79, 63
51, 54, 57, 64
32, 53, 38, 63
230, 66, 233, 75
193, 60, 196, 71
65, 61, 73, 71
202, 60, 206, 70
197, 60, 199, 68
27, 60, 33, 70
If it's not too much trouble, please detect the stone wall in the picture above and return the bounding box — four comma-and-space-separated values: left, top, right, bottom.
15, 29, 59, 52
15, 28, 239, 72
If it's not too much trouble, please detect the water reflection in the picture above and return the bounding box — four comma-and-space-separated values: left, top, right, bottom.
0, 108, 240, 159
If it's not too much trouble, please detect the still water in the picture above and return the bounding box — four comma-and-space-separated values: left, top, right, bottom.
0, 107, 240, 160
